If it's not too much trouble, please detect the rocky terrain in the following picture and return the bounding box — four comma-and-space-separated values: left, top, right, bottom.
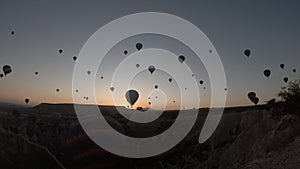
0, 102, 299, 169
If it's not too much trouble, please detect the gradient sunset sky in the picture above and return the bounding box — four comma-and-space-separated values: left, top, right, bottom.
0, 0, 299, 109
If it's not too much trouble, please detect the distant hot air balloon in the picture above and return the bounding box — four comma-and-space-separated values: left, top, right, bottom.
155, 85, 158, 89
280, 64, 285, 70
173, 100, 176, 103
125, 90, 139, 107
11, 31, 15, 35
100, 76, 104, 79
169, 78, 172, 83
149, 102, 151, 105
25, 98, 30, 104
253, 97, 259, 105
209, 49, 212, 53
73, 56, 77, 61
35, 72, 38, 75
136, 43, 143, 51
283, 77, 289, 83
293, 68, 296, 73
247, 92, 256, 102
56, 88, 60, 92
185, 88, 187, 90
263, 69, 271, 78
0, 74, 3, 78
244, 49, 251, 57
59, 49, 63, 54
110, 87, 115, 92
148, 65, 156, 74
3, 65, 12, 76
199, 80, 204, 85
124, 50, 128, 55
75, 89, 78, 93
178, 55, 185, 63
87, 70, 91, 75
192, 74, 194, 77
136, 64, 140, 68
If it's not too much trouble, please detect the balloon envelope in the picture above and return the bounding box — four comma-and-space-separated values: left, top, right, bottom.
280, 64, 285, 69
124, 50, 128, 55
155, 85, 158, 89
169, 78, 172, 83
136, 64, 140, 68
244, 49, 251, 57
136, 43, 143, 51
253, 97, 259, 105
125, 90, 139, 106
3, 65, 12, 76
283, 77, 288, 83
263, 69, 271, 78
293, 68, 296, 73
178, 55, 185, 63
73, 56, 77, 61
148, 65, 156, 74
25, 98, 29, 104
110, 87, 115, 92
247, 92, 256, 102
199, 80, 204, 85
0, 74, 3, 78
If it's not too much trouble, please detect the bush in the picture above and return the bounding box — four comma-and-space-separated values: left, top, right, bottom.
278, 79, 300, 117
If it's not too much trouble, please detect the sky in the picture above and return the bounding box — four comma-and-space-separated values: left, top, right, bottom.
0, 0, 299, 109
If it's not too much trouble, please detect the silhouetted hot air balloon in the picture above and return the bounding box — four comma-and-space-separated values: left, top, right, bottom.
75, 89, 79, 93
3, 65, 12, 76
173, 100, 176, 103
283, 77, 289, 83
73, 56, 77, 61
124, 50, 128, 55
148, 65, 156, 74
149, 102, 151, 105
136, 64, 140, 68
178, 55, 185, 63
35, 72, 38, 75
155, 85, 158, 89
25, 98, 30, 104
293, 68, 296, 73
280, 64, 285, 70
253, 97, 259, 105
244, 49, 251, 57
0, 74, 3, 78
199, 80, 204, 85
110, 87, 115, 92
59, 49, 63, 54
56, 88, 60, 92
263, 69, 271, 78
247, 92, 256, 102
125, 90, 139, 107
169, 78, 172, 83
192, 74, 194, 77
87, 70, 91, 75
100, 76, 104, 79
136, 43, 143, 51
11, 31, 15, 35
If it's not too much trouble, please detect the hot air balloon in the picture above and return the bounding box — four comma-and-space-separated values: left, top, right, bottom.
244, 49, 251, 57
192, 74, 194, 77
148, 65, 156, 74
263, 69, 271, 78
75, 89, 79, 93
73, 56, 77, 61
125, 90, 139, 107
100, 76, 104, 79
136, 64, 140, 68
136, 43, 143, 51
11, 31, 15, 35
149, 102, 151, 105
87, 70, 91, 75
283, 77, 288, 83
209, 49, 212, 53
0, 74, 3, 78
253, 97, 259, 105
169, 78, 172, 83
56, 88, 60, 92
124, 50, 128, 55
178, 55, 185, 63
58, 49, 63, 54
293, 68, 296, 73
3, 65, 12, 76
280, 64, 285, 69
25, 98, 30, 104
247, 92, 256, 102
35, 72, 38, 75
155, 85, 158, 89
110, 87, 115, 92
173, 100, 176, 103
199, 80, 204, 85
